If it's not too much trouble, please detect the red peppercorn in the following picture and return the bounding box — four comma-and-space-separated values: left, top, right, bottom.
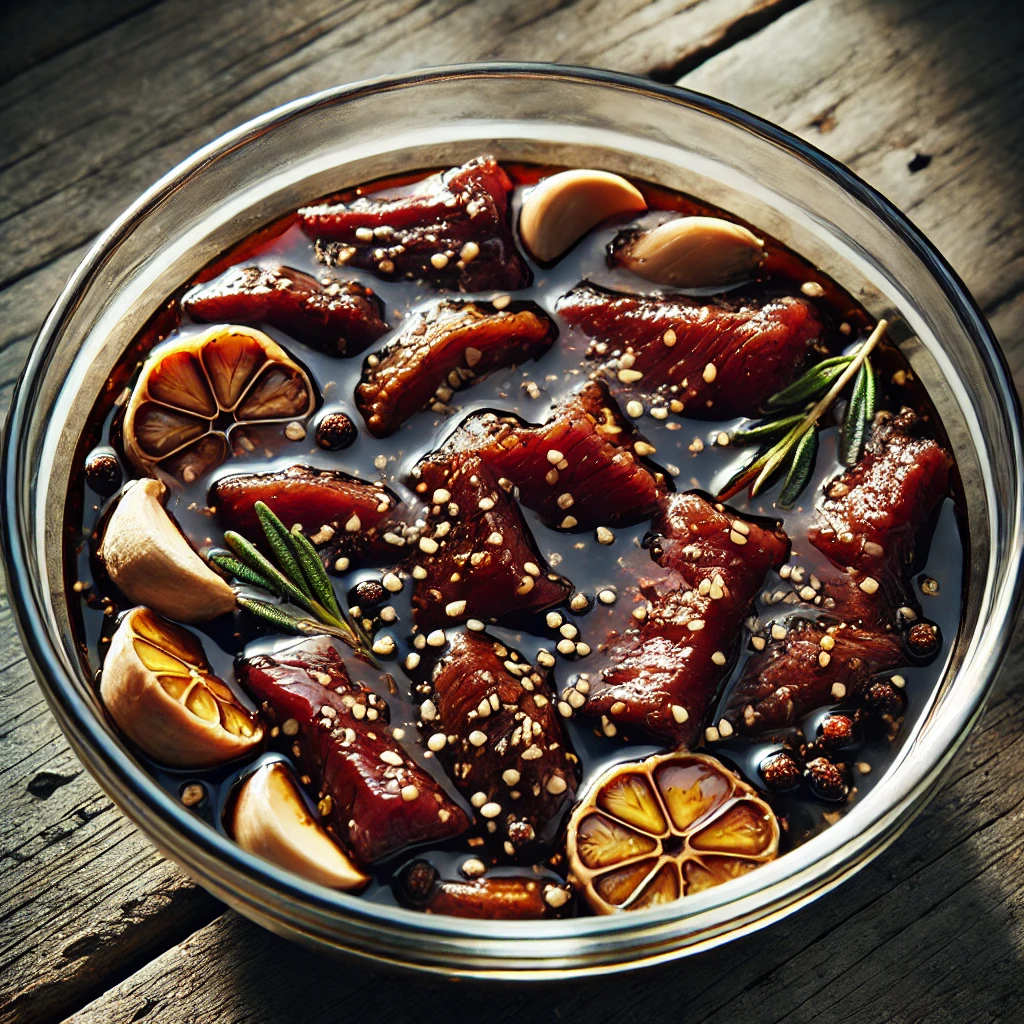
759, 751, 803, 792
805, 757, 849, 802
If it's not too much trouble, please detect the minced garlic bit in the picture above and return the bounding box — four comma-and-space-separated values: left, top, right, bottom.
371, 636, 396, 656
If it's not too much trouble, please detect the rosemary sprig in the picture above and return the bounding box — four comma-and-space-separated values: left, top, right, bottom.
719, 319, 887, 503
209, 501, 375, 662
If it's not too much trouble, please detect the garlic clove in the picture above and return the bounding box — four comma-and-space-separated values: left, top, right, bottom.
100, 607, 263, 768
99, 478, 236, 623
619, 216, 766, 288
231, 761, 369, 891
519, 169, 647, 263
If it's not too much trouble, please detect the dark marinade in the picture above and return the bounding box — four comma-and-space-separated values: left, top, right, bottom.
66, 158, 964, 917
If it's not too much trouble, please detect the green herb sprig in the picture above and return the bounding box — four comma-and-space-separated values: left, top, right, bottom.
208, 501, 375, 661
719, 319, 886, 507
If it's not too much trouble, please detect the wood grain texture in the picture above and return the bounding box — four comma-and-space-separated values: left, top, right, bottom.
0, 0, 1020, 1020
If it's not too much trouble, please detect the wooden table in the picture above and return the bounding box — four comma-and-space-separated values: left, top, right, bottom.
1, 1, 1021, 1020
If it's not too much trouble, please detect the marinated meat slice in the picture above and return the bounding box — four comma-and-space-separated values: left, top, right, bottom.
728, 622, 903, 734
182, 264, 388, 356
301, 156, 530, 292
583, 493, 788, 745
212, 465, 400, 566
557, 284, 823, 418
435, 380, 664, 530
410, 453, 571, 629
729, 411, 951, 735
809, 408, 952, 581
418, 631, 580, 858
237, 637, 469, 864
356, 299, 556, 437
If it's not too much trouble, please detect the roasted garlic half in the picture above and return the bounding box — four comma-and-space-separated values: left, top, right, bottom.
100, 607, 262, 767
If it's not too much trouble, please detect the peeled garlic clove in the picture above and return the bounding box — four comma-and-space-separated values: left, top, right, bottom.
231, 761, 369, 891
619, 216, 766, 288
99, 478, 235, 623
519, 169, 647, 263
100, 607, 262, 768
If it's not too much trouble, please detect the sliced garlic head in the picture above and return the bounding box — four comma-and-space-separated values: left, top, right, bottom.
231, 761, 369, 891
620, 216, 766, 288
123, 324, 316, 485
99, 478, 235, 623
567, 751, 778, 914
100, 607, 262, 768
519, 169, 647, 263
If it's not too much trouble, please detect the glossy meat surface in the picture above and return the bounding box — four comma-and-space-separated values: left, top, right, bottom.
433, 380, 664, 530
410, 454, 571, 629
557, 284, 823, 417
356, 299, 555, 437
212, 465, 399, 565
728, 623, 904, 733
731, 411, 952, 734
237, 638, 469, 864
809, 408, 952, 579
301, 156, 529, 292
584, 493, 789, 745
182, 264, 388, 356
420, 630, 579, 857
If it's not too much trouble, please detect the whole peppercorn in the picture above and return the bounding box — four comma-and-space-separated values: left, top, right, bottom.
817, 713, 858, 753
759, 751, 803, 793
805, 757, 849, 802
84, 449, 122, 496
906, 621, 941, 659
396, 859, 439, 906
316, 412, 357, 451
863, 680, 905, 718
351, 579, 386, 608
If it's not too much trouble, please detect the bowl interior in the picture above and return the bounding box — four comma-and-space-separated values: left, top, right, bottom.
5, 66, 1020, 975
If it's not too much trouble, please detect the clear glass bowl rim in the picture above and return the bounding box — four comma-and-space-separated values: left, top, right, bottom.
2, 62, 1021, 978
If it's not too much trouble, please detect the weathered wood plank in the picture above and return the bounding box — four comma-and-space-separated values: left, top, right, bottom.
0, 3, 812, 1021
0, 593, 221, 1024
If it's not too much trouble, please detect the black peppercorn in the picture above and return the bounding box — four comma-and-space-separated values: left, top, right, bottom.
817, 713, 858, 753
863, 680, 905, 718
759, 751, 803, 792
84, 449, 122, 496
906, 621, 941, 658
351, 579, 386, 608
805, 757, 849, 801
316, 412, 357, 451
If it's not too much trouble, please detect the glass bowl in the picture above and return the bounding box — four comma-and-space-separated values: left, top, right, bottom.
2, 64, 1021, 978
